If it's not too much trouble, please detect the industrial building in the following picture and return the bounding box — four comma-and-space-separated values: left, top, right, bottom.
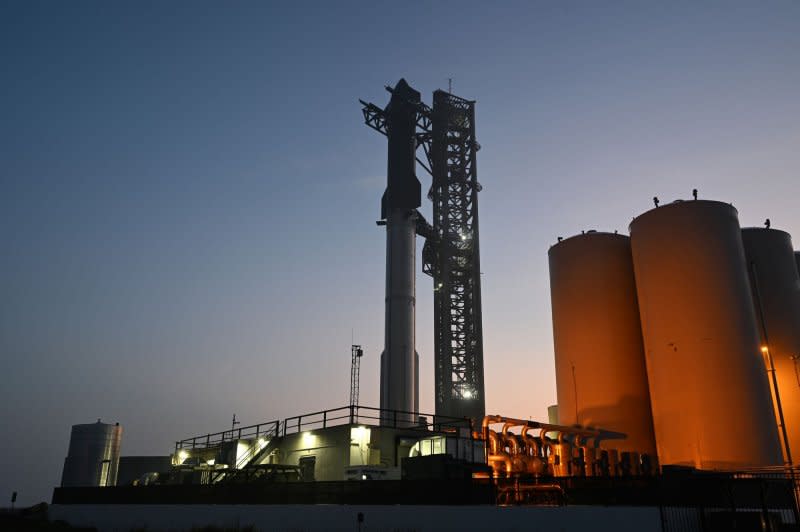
50, 80, 800, 531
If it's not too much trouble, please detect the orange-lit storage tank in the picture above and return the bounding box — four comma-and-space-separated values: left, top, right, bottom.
630, 200, 782, 470
742, 227, 800, 463
549, 232, 656, 457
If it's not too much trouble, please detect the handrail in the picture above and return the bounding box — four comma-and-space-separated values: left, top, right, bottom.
233, 422, 281, 470
175, 420, 280, 451
175, 404, 470, 452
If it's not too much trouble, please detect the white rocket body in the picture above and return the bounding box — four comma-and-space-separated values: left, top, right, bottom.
375, 79, 422, 427
380, 208, 419, 425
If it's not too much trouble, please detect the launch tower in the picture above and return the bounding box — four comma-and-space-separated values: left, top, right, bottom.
423, 90, 485, 423
361, 81, 486, 424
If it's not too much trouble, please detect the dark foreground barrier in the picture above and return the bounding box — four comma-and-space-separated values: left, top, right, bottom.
53, 479, 495, 506
52, 470, 800, 531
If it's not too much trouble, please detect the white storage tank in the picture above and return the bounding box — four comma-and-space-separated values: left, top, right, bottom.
741, 227, 800, 463
629, 200, 782, 470
549, 232, 656, 457
61, 420, 123, 487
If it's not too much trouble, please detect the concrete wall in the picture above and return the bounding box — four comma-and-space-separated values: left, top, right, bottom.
50, 504, 662, 531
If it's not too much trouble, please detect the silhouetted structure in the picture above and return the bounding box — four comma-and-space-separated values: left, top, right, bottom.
350, 344, 363, 408
361, 82, 486, 424
423, 90, 485, 423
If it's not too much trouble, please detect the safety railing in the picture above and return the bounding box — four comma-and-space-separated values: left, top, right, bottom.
175, 420, 280, 452
279, 405, 470, 437
175, 405, 471, 453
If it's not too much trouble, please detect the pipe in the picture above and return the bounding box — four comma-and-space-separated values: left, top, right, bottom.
486, 427, 515, 477
503, 431, 529, 473
520, 427, 546, 475
487, 429, 502, 454
546, 431, 572, 477
481, 415, 506, 434
481, 415, 607, 477
539, 428, 551, 453
482, 415, 506, 463
488, 455, 513, 476
522, 426, 540, 457
489, 454, 512, 477
481, 415, 600, 441
501, 423, 520, 454
576, 435, 597, 477
750, 262, 794, 468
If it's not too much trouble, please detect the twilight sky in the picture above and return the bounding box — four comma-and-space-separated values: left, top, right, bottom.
2, 1, 799, 504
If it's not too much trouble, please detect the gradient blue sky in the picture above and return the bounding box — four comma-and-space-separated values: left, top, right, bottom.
2, 1, 799, 504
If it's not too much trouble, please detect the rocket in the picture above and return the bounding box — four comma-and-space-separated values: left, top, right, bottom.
379, 79, 420, 425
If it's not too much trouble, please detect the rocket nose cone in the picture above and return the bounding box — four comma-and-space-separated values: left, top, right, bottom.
391, 79, 421, 102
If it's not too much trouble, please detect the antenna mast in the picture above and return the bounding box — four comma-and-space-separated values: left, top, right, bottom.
350, 345, 363, 407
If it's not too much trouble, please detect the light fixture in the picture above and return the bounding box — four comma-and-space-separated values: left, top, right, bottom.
301, 431, 317, 447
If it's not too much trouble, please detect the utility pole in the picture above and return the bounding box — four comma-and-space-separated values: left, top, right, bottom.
350, 345, 363, 408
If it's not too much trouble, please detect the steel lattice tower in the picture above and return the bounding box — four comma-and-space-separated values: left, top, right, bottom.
422, 90, 485, 423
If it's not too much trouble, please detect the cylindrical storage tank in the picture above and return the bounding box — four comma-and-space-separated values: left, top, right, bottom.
630, 200, 782, 469
742, 227, 800, 463
795, 252, 800, 279
547, 404, 559, 425
60, 420, 122, 487
549, 232, 656, 457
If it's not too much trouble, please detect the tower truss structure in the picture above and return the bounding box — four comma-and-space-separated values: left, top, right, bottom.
350, 344, 363, 407
422, 90, 485, 422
